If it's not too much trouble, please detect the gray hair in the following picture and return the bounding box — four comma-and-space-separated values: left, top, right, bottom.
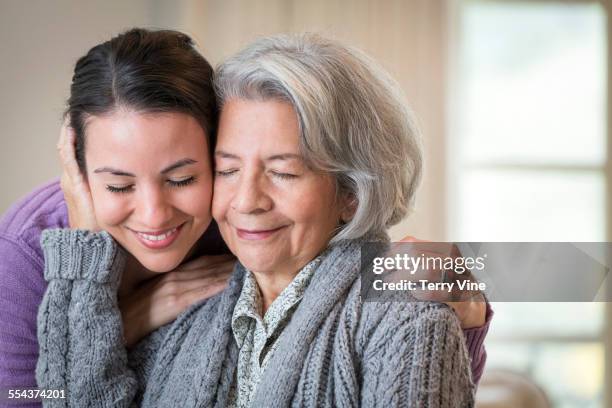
214, 33, 422, 242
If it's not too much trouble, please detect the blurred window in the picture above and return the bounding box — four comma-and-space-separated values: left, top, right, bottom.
453, 1, 608, 407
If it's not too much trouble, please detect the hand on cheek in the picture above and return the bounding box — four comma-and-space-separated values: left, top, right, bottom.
58, 118, 99, 231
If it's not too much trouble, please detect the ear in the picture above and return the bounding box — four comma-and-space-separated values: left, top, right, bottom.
339, 194, 357, 223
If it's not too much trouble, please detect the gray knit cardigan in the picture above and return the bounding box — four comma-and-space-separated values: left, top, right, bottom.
36, 229, 474, 407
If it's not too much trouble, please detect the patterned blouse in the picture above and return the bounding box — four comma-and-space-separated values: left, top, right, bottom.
228, 256, 323, 407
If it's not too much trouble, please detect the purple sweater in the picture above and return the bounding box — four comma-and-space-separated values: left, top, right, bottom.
0, 181, 492, 406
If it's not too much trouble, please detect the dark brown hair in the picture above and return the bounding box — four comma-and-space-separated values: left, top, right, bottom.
66, 28, 217, 172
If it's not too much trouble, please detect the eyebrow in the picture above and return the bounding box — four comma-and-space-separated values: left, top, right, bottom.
93, 167, 135, 177
93, 158, 197, 177
266, 153, 302, 161
215, 151, 302, 162
215, 151, 240, 160
161, 158, 198, 174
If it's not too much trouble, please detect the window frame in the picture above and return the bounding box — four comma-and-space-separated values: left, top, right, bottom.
448, 0, 611, 405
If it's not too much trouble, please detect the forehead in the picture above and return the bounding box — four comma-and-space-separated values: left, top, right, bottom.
216, 98, 300, 155
84, 110, 209, 166
86, 110, 205, 145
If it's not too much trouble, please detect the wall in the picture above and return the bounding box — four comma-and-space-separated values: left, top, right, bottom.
161, 0, 450, 241
0, 0, 448, 241
0, 0, 155, 212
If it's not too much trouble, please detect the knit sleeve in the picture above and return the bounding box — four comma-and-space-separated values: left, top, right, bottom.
0, 235, 45, 408
358, 301, 475, 408
463, 302, 493, 385
36, 229, 139, 407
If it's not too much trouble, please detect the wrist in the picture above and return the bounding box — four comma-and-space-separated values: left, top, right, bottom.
41, 229, 125, 285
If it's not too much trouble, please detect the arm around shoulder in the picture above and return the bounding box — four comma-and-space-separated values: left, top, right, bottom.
358, 301, 475, 408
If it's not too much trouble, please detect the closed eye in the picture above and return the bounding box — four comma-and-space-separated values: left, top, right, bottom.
216, 169, 238, 177
167, 176, 197, 188
271, 171, 298, 180
106, 184, 134, 194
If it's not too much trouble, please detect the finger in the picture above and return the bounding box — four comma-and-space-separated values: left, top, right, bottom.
154, 278, 228, 318
56, 120, 82, 179
447, 290, 486, 304
179, 279, 228, 306
157, 274, 230, 297
382, 244, 471, 278
121, 274, 230, 344
379, 250, 456, 281
58, 120, 74, 164
159, 263, 235, 284
411, 288, 454, 302
60, 173, 70, 193
56, 116, 71, 151
445, 299, 487, 329
409, 277, 481, 302
398, 235, 425, 243
179, 254, 236, 271
395, 238, 462, 261
63, 130, 84, 185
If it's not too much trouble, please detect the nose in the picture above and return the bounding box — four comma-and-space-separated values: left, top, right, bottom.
135, 184, 175, 229
230, 171, 273, 214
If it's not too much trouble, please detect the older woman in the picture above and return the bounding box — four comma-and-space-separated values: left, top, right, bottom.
37, 34, 475, 407
210, 33, 473, 406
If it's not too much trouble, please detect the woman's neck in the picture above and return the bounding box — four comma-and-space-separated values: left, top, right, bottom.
252, 270, 297, 313
117, 240, 201, 299
254, 259, 317, 313
118, 254, 156, 298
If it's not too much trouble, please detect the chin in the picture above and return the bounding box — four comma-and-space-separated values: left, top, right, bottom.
136, 252, 185, 273
235, 250, 279, 274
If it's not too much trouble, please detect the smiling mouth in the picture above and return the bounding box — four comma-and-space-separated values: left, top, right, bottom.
129, 223, 185, 249
235, 226, 286, 241
138, 228, 177, 241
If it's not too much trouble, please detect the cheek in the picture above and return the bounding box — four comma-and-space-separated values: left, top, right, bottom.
89, 186, 131, 227
289, 198, 334, 227
289, 182, 337, 220
180, 195, 212, 221
287, 185, 341, 235
212, 181, 231, 221
177, 179, 214, 221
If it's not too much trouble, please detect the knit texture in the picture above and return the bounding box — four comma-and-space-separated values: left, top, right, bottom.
0, 181, 228, 408
37, 229, 136, 406
230, 256, 321, 407
1, 181, 489, 408
37, 229, 475, 407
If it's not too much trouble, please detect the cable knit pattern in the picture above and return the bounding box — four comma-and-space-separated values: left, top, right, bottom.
0, 179, 487, 408
36, 229, 474, 407
0, 180, 232, 408
37, 229, 137, 407
40, 229, 125, 284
